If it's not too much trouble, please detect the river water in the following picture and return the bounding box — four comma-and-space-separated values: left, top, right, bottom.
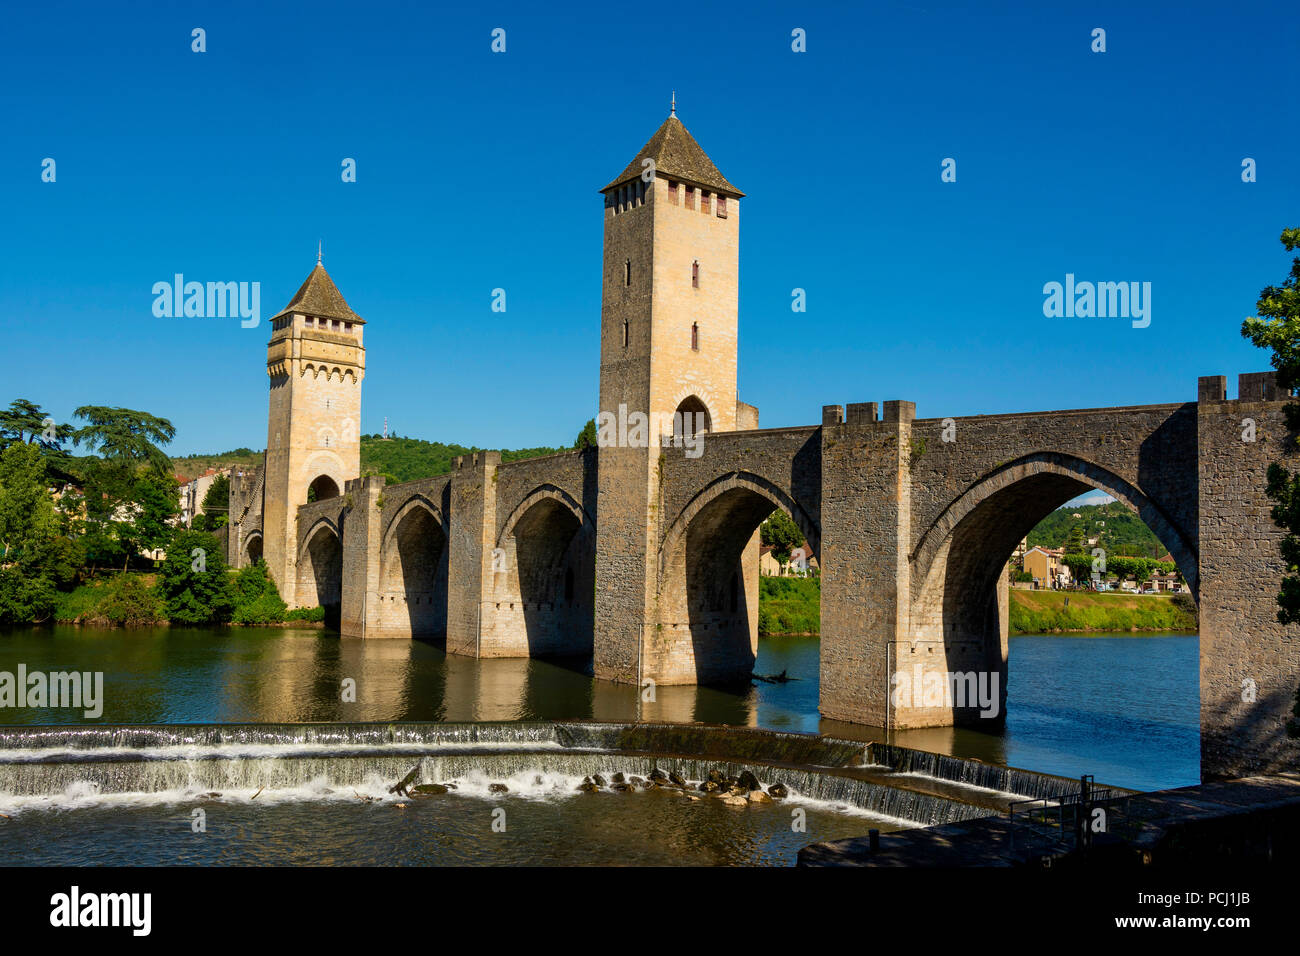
0, 627, 1198, 864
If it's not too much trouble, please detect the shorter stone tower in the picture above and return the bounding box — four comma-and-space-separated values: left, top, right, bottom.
260, 258, 365, 605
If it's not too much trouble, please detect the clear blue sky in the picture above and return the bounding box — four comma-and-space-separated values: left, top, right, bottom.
2, 0, 1297, 456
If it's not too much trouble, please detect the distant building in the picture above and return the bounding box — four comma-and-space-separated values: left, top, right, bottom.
178, 467, 232, 528
1023, 546, 1071, 588
760, 541, 819, 577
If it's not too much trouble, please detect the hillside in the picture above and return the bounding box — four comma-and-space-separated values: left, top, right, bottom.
171, 435, 569, 485
1026, 501, 1167, 559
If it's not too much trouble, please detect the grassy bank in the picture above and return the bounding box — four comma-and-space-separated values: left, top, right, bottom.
758, 576, 820, 636
1009, 588, 1197, 635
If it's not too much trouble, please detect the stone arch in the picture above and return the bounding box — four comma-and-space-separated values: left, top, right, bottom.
296, 518, 342, 629
492, 485, 595, 657
243, 530, 263, 566
656, 472, 822, 686
666, 385, 720, 435
907, 452, 1199, 727
307, 474, 340, 502
375, 495, 449, 640
911, 452, 1197, 596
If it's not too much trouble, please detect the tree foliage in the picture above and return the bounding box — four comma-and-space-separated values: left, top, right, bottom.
156, 530, 234, 624
574, 419, 598, 450
761, 509, 804, 569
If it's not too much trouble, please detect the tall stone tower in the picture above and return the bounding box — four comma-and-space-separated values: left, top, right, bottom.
597, 106, 745, 434
261, 258, 365, 606
594, 106, 756, 686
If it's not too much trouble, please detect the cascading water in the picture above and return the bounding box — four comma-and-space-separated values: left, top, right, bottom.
0, 722, 1093, 841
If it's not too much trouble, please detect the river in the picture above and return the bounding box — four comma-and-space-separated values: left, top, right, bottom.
0, 626, 1198, 792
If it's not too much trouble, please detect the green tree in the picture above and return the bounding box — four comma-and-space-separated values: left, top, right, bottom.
72, 406, 176, 569
574, 419, 598, 450
761, 509, 804, 571
156, 530, 234, 624
72, 406, 175, 474
0, 441, 56, 561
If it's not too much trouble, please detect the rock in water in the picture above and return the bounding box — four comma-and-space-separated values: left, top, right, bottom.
488, 783, 509, 794
747, 790, 772, 803
649, 768, 668, 782
577, 780, 600, 793
410, 784, 449, 796
737, 770, 761, 792
668, 771, 688, 788
722, 795, 748, 807
700, 781, 719, 793
707, 769, 726, 784
768, 783, 789, 798
593, 774, 607, 788
611, 772, 625, 783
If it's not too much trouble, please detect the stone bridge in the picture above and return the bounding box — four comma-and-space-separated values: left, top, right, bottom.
241, 372, 1297, 778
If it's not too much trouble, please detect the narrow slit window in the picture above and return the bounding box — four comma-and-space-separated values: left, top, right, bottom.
624, 259, 631, 286
622, 319, 629, 348
691, 322, 699, 350
692, 260, 699, 288
685, 186, 695, 210
668, 180, 679, 204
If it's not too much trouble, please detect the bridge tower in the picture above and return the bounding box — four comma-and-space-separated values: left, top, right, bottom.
261, 258, 365, 606
593, 105, 756, 685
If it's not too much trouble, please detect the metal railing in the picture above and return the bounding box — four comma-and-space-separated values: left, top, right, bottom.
1006, 775, 1132, 857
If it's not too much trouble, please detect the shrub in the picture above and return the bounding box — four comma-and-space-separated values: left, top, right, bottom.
52, 583, 106, 623
157, 530, 234, 624
284, 605, 325, 622
233, 591, 290, 625
0, 567, 59, 624
94, 574, 164, 627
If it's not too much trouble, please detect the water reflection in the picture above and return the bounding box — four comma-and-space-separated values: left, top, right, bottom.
0, 626, 1199, 791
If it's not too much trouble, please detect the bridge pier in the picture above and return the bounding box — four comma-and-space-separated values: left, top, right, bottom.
339, 475, 384, 638
445, 452, 501, 657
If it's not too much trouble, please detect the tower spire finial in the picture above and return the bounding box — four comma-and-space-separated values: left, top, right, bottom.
670, 90, 676, 117
317, 240, 322, 266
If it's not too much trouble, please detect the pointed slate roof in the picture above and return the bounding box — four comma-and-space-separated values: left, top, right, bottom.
602, 115, 743, 197
272, 262, 365, 324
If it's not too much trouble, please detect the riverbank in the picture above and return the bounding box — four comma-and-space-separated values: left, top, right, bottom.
1008, 589, 1197, 635
758, 576, 819, 636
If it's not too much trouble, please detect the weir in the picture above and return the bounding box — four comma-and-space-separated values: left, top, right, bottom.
0, 722, 1099, 833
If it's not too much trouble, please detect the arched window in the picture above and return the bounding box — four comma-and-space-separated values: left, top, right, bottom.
692, 260, 699, 288
691, 322, 699, 350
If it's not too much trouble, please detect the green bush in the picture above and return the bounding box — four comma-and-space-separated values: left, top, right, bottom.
284, 605, 325, 622
94, 574, 164, 627
157, 530, 234, 624
0, 566, 59, 624
233, 591, 290, 625
229, 560, 288, 624
52, 583, 106, 622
